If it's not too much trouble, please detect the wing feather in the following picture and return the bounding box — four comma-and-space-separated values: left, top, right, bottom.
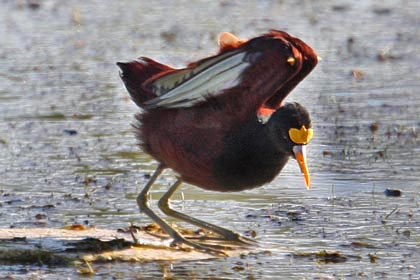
144, 50, 252, 109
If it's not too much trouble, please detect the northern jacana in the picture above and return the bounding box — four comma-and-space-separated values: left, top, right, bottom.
117, 30, 318, 254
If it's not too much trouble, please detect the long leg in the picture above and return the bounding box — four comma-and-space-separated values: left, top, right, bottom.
136, 164, 177, 238
136, 165, 227, 255
158, 179, 255, 245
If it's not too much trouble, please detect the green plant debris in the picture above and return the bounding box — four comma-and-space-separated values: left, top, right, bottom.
292, 250, 357, 264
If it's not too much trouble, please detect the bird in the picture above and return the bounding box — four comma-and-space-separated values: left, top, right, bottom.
117, 30, 318, 254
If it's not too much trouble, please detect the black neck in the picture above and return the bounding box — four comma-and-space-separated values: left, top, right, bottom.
212, 116, 291, 191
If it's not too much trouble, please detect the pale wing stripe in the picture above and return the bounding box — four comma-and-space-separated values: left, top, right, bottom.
145, 51, 250, 108
150, 51, 241, 96
150, 69, 192, 97
154, 62, 249, 108
154, 52, 246, 99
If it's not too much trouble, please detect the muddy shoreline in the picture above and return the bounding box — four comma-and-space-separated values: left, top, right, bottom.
1, 0, 419, 278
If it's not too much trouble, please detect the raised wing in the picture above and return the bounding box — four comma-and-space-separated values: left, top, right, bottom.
117, 57, 174, 106
143, 50, 254, 109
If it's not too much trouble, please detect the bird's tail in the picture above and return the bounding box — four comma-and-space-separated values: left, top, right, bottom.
117, 57, 173, 107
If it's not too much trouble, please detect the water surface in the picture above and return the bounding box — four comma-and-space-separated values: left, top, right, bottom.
1, 0, 419, 279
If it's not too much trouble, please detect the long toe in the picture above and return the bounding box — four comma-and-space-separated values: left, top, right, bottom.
171, 234, 231, 256
204, 228, 258, 246
192, 233, 257, 248
233, 233, 258, 245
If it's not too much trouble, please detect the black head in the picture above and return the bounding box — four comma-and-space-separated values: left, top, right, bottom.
268, 102, 312, 187
268, 102, 312, 150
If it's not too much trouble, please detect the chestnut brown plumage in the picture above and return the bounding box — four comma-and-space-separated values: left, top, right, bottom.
117, 30, 318, 254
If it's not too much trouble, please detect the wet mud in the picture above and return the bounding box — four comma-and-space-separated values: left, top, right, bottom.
1, 0, 419, 278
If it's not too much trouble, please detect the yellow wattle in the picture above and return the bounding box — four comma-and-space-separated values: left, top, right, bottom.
289, 126, 314, 145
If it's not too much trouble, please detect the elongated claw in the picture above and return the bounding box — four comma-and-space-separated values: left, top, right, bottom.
171, 234, 229, 256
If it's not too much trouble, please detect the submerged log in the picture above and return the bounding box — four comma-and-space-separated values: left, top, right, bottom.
0, 225, 253, 265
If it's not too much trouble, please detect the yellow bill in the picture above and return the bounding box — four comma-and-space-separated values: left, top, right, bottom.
293, 145, 311, 189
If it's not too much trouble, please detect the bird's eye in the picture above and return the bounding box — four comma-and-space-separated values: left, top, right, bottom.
286, 56, 296, 66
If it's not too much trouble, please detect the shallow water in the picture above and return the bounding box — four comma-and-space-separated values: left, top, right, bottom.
1, 0, 420, 279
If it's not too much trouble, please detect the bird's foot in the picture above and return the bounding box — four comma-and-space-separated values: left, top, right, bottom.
190, 233, 257, 249
189, 227, 257, 247
170, 234, 232, 256
223, 231, 257, 245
